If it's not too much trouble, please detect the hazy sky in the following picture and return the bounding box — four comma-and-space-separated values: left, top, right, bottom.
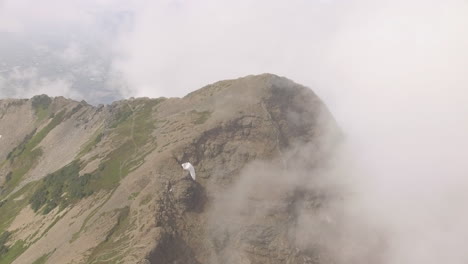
1, 1, 468, 263
0, 0, 466, 107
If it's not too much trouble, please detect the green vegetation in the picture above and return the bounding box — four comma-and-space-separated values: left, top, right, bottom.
75, 99, 162, 193
0, 98, 164, 263
139, 194, 152, 206
5, 172, 12, 183
71, 99, 163, 244
109, 106, 133, 129
112, 100, 159, 141
0, 99, 166, 263
70, 190, 116, 243
86, 207, 131, 264
31, 95, 52, 110
0, 231, 11, 255
2, 110, 67, 195
77, 129, 104, 157
65, 103, 84, 119
86, 99, 162, 190
28, 110, 66, 151
0, 183, 36, 234
29, 113, 156, 213
6, 129, 37, 161
31, 95, 52, 121
131, 101, 161, 145
128, 192, 139, 200
0, 185, 38, 263
191, 110, 212, 125
29, 161, 93, 214
2, 148, 43, 195
90, 141, 133, 191
35, 107, 50, 122
31, 253, 51, 264
0, 239, 26, 264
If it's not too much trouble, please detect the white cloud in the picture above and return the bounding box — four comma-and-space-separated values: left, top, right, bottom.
111, 0, 343, 98
0, 67, 82, 99
1, 0, 468, 262
111, 1, 468, 263
0, 0, 136, 33
57, 42, 84, 63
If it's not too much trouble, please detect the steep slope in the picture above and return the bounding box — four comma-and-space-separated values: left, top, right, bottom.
0, 74, 340, 264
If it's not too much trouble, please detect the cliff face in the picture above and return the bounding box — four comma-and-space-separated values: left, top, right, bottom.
0, 74, 339, 264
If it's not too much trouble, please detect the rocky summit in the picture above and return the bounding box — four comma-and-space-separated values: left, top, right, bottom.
0, 74, 340, 264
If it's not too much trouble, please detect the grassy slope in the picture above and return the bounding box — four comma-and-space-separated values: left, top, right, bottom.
0, 98, 164, 264
0, 100, 69, 263
2, 110, 66, 196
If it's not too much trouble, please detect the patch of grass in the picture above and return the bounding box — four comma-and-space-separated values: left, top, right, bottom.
65, 103, 84, 119
77, 128, 104, 157
31, 252, 51, 264
0, 231, 11, 255
0, 183, 36, 234
191, 110, 212, 125
112, 99, 161, 141
5, 172, 12, 183
74, 99, 161, 194
3, 148, 43, 195
86, 207, 130, 264
31, 95, 52, 110
131, 100, 162, 146
33, 214, 66, 243
6, 129, 37, 161
106, 207, 130, 241
139, 194, 152, 206
2, 110, 66, 195
68, 99, 165, 246
70, 190, 116, 243
35, 107, 50, 122
128, 192, 139, 201
28, 110, 66, 151
31, 95, 52, 122
70, 96, 161, 240
90, 141, 133, 191
0, 240, 27, 264
89, 99, 162, 191
29, 161, 93, 214
109, 106, 133, 129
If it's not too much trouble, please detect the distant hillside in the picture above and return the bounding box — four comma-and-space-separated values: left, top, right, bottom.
0, 74, 339, 264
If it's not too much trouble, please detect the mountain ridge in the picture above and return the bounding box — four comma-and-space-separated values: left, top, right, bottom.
0, 73, 339, 264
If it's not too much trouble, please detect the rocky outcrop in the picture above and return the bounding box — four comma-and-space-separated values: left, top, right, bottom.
0, 74, 339, 264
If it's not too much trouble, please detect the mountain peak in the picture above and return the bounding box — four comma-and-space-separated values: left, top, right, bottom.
0, 75, 339, 264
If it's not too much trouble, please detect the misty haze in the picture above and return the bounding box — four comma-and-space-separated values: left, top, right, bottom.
0, 1, 467, 264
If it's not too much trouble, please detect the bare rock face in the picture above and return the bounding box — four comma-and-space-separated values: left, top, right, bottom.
0, 74, 340, 264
